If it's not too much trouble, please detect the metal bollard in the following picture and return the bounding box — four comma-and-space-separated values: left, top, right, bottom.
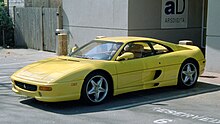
57, 33, 67, 56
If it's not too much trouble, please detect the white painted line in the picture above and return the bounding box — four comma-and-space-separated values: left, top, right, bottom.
0, 76, 10, 79
0, 61, 35, 67
153, 107, 220, 124
154, 119, 173, 124
105, 87, 220, 111
0, 73, 9, 75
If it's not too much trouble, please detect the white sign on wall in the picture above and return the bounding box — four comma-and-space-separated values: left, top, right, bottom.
161, 0, 188, 29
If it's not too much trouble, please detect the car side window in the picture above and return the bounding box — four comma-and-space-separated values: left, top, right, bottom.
138, 42, 155, 57
149, 42, 171, 55
119, 42, 154, 60
118, 41, 172, 61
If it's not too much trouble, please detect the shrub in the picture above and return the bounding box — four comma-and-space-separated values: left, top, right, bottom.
0, 5, 14, 47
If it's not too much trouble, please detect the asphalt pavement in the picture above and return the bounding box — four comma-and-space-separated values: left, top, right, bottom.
1, 48, 220, 124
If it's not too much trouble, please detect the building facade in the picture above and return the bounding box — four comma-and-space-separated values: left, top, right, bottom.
63, 0, 205, 49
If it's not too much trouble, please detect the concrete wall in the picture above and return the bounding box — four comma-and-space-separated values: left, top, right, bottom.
128, 0, 203, 45
206, 0, 220, 73
24, 0, 61, 7
62, 0, 128, 49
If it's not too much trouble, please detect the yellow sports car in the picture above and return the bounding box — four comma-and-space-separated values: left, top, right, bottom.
11, 37, 205, 105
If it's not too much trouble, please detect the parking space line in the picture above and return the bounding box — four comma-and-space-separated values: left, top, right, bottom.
0, 76, 10, 79
0, 73, 10, 75
0, 61, 35, 67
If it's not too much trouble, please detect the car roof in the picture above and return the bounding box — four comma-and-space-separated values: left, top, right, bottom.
95, 36, 163, 44
95, 36, 179, 51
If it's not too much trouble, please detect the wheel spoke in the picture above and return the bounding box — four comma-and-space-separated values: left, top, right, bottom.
91, 80, 97, 87
98, 87, 105, 93
88, 87, 95, 95
183, 76, 189, 83
94, 92, 100, 102
97, 78, 103, 87
191, 70, 196, 75
182, 71, 187, 75
189, 75, 194, 82
187, 64, 192, 72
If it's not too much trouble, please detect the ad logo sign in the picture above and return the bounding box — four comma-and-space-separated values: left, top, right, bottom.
161, 0, 188, 29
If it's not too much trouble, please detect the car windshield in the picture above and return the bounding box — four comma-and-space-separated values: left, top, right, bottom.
70, 40, 123, 60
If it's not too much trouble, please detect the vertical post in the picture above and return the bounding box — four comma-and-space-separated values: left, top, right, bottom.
6, 0, 9, 14
201, 0, 207, 48
12, 6, 16, 24
57, 33, 67, 56
57, 5, 63, 29
41, 6, 44, 51
56, 5, 63, 53
2, 30, 5, 47
12, 6, 16, 47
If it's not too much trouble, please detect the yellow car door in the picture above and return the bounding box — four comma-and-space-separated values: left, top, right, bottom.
142, 55, 165, 87
116, 58, 144, 89
142, 41, 176, 88
115, 42, 146, 89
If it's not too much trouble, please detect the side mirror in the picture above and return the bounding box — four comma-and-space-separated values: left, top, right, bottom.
116, 52, 134, 61
71, 47, 78, 52
71, 44, 79, 52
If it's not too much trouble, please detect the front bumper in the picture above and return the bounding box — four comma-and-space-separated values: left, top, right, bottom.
11, 76, 83, 102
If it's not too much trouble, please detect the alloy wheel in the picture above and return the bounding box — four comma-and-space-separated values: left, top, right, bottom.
86, 75, 109, 103
181, 63, 198, 87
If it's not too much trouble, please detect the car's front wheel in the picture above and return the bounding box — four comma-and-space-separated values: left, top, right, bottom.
81, 72, 110, 105
178, 60, 199, 88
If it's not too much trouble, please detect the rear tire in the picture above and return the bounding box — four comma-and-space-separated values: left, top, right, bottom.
177, 60, 199, 88
81, 72, 110, 105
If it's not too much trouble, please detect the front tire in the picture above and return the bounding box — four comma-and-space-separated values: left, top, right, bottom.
81, 72, 110, 105
178, 61, 199, 88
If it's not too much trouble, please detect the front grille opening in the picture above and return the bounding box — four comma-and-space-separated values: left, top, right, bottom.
14, 81, 37, 91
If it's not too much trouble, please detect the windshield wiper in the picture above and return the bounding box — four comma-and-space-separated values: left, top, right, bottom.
76, 55, 93, 59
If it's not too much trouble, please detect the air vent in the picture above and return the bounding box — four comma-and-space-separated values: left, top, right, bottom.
154, 70, 162, 80
15, 81, 37, 91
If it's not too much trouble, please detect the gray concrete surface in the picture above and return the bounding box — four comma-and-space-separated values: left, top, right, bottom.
1, 48, 220, 124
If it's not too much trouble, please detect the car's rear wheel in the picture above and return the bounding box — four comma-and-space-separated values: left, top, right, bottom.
178, 60, 198, 88
81, 72, 110, 105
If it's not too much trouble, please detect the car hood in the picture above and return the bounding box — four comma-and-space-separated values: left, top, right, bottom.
13, 56, 93, 83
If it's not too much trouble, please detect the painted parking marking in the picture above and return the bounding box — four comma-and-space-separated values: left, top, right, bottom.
154, 119, 173, 124
153, 107, 220, 124
0, 61, 35, 67
0, 76, 10, 79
